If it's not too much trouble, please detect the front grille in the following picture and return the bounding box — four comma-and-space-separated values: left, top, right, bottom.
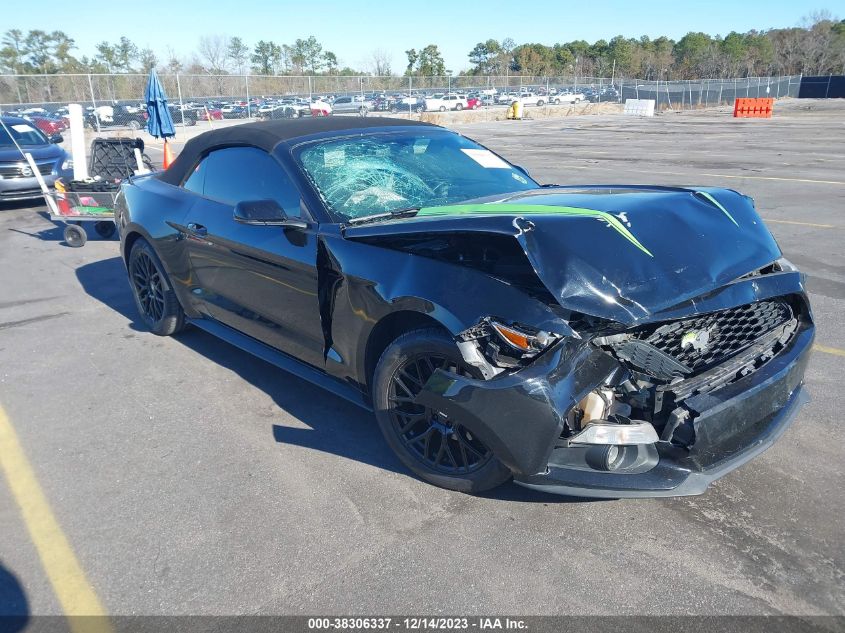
0, 162, 55, 178
640, 301, 792, 371
604, 300, 793, 380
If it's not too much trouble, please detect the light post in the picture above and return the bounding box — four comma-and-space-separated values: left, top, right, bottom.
446, 69, 453, 94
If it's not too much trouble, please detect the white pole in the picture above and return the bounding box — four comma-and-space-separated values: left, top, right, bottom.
67, 103, 88, 180
176, 73, 185, 132
245, 74, 250, 118
87, 73, 100, 133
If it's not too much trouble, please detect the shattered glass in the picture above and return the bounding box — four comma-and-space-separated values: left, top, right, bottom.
296, 131, 537, 221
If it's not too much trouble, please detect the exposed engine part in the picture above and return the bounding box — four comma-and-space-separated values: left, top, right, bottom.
578, 388, 614, 429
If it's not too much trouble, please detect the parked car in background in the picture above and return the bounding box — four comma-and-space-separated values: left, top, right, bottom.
331, 95, 373, 116
466, 96, 481, 110
518, 92, 547, 106
85, 104, 147, 130
0, 116, 73, 201
196, 107, 224, 121
259, 104, 302, 120
424, 94, 469, 112
497, 92, 520, 104
553, 92, 585, 104
221, 104, 249, 118
168, 105, 197, 127
28, 115, 67, 136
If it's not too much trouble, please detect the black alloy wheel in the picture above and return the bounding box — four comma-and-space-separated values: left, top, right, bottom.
127, 239, 186, 336
388, 353, 492, 475
373, 328, 510, 493
130, 248, 165, 324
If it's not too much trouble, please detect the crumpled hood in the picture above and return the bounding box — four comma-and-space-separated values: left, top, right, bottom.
344, 187, 782, 325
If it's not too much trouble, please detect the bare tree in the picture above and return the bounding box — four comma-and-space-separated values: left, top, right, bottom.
198, 35, 230, 74
369, 49, 392, 76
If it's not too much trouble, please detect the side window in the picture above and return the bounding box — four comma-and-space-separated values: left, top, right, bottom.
183, 156, 207, 194
203, 147, 302, 216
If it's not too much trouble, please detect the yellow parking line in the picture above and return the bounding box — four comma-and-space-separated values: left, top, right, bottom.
814, 344, 845, 358
762, 218, 836, 229
0, 403, 112, 633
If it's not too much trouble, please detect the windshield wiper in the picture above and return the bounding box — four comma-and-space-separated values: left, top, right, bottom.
346, 206, 421, 225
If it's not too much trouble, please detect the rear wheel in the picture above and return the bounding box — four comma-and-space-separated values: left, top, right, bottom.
373, 328, 511, 493
94, 221, 115, 239
439, 105, 446, 112
128, 238, 186, 336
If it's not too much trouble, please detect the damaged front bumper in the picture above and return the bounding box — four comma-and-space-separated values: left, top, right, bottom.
416, 315, 814, 499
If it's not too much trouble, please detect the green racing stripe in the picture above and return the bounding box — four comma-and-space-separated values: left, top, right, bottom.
417, 203, 655, 257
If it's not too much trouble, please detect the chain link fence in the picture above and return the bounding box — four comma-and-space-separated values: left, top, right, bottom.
0, 73, 803, 132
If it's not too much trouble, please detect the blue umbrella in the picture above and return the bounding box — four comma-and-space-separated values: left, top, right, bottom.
144, 69, 175, 139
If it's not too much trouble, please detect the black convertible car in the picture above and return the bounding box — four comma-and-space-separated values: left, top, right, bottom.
115, 118, 813, 497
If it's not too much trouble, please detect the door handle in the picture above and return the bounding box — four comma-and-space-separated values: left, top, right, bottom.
186, 222, 207, 237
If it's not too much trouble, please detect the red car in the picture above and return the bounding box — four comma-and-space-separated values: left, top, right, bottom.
196, 108, 224, 121
30, 116, 67, 135
466, 96, 481, 110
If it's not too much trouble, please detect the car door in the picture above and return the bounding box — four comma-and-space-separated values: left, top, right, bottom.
180, 146, 325, 368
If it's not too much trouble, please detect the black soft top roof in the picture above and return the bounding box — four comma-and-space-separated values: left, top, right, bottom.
158, 117, 438, 185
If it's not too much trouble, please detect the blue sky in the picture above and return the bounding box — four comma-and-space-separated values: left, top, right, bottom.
10, 0, 845, 72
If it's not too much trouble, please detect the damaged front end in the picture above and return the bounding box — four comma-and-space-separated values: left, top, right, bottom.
416, 276, 814, 498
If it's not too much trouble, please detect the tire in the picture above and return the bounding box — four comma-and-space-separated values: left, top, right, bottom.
553, 98, 561, 105
373, 327, 511, 493
128, 120, 141, 130
537, 99, 545, 106
455, 103, 463, 111
127, 238, 186, 336
94, 221, 115, 239
439, 105, 446, 112
63, 224, 86, 248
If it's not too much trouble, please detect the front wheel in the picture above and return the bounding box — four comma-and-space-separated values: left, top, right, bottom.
537, 99, 545, 106
373, 328, 511, 493
63, 224, 86, 248
128, 238, 186, 336
128, 120, 141, 130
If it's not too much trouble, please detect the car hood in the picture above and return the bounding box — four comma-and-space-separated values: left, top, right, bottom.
343, 186, 783, 325
0, 143, 64, 162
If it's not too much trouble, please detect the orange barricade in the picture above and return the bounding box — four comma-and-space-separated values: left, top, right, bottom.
733, 98, 774, 118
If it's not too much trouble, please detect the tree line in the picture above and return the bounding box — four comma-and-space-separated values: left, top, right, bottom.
1, 13, 843, 80
468, 13, 845, 79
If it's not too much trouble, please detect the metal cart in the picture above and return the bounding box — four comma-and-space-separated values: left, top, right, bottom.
45, 187, 118, 248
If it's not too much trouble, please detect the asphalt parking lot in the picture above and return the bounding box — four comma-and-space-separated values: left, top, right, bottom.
0, 99, 843, 619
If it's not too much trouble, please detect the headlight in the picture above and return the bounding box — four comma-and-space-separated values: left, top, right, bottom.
61, 159, 73, 170
490, 321, 555, 353
457, 318, 561, 378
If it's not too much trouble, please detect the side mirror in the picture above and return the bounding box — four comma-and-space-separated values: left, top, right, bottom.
234, 199, 307, 229
513, 164, 530, 178
50, 133, 63, 144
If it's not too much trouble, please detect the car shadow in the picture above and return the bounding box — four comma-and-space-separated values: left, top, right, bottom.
0, 564, 29, 632
76, 256, 593, 504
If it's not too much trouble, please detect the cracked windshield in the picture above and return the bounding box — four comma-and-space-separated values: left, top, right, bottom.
296, 131, 537, 221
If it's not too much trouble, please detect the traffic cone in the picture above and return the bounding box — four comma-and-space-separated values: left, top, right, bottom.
163, 139, 175, 169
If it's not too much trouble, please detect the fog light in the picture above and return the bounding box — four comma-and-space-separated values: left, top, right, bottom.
586, 445, 626, 471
